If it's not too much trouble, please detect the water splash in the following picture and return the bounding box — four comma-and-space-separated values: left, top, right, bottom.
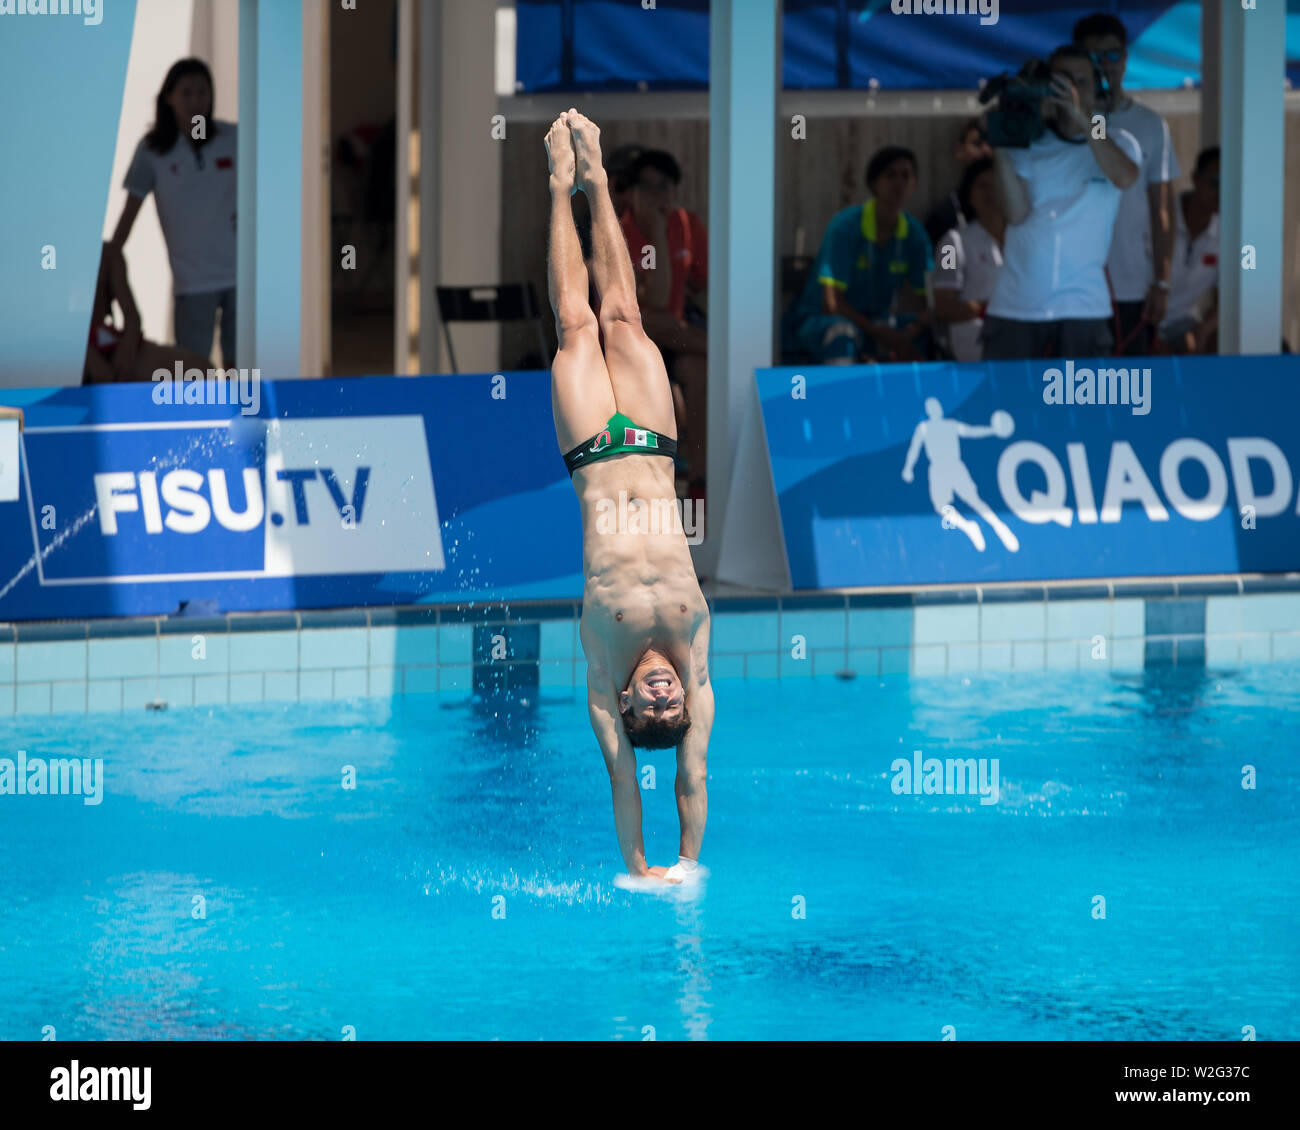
0, 425, 246, 603
421, 863, 617, 907
0, 502, 98, 602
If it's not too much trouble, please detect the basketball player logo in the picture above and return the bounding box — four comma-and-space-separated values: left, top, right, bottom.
901, 397, 1020, 553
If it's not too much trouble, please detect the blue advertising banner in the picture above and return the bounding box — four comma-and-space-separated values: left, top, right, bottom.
0, 375, 583, 620
517, 1, 1300, 92
759, 355, 1300, 589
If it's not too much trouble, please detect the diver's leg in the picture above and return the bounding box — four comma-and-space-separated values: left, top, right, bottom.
546, 114, 616, 453
567, 110, 677, 440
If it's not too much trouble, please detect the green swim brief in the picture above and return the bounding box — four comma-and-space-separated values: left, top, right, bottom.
562, 410, 678, 478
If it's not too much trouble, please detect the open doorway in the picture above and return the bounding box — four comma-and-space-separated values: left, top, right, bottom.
329, 0, 397, 376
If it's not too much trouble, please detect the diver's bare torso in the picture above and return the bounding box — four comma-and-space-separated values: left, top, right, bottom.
573, 455, 709, 688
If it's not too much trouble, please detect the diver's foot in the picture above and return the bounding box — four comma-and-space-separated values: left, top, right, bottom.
545, 113, 577, 196
566, 110, 608, 196
663, 857, 700, 882
646, 865, 682, 885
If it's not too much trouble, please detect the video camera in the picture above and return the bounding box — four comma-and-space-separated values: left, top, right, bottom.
978, 60, 1055, 148
979, 56, 1111, 148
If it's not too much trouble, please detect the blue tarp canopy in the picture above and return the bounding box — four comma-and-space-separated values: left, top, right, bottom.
515, 0, 1300, 92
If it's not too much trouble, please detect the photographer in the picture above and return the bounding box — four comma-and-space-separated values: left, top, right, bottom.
982, 46, 1140, 361
1075, 13, 1181, 356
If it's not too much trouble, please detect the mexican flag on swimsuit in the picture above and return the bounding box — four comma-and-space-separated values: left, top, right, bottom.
562, 411, 676, 479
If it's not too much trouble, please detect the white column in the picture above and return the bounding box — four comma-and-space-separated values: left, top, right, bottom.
192, 0, 239, 121
236, 0, 303, 378
431, 0, 502, 373
705, 0, 780, 575
1218, 1, 1284, 354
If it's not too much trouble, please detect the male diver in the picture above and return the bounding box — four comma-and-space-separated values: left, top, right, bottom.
545, 110, 713, 886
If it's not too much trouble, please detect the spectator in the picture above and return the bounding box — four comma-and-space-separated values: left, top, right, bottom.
620, 148, 709, 492
788, 146, 934, 364
1075, 12, 1181, 356
924, 117, 993, 248
587, 144, 642, 328
606, 142, 646, 219
1158, 146, 1219, 354
84, 243, 211, 384
110, 58, 237, 367
983, 46, 1140, 361
932, 156, 1005, 363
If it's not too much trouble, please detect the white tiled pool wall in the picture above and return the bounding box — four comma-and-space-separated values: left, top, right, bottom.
3, 581, 1299, 716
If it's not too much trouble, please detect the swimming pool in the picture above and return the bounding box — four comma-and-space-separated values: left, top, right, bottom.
1, 663, 1295, 1040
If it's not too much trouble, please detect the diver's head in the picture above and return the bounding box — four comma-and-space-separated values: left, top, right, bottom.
619, 653, 692, 750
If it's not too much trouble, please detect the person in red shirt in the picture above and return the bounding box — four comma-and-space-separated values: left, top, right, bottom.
619, 150, 708, 496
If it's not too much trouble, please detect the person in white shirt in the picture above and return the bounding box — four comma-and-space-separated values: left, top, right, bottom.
1159, 146, 1220, 354
984, 45, 1140, 360
110, 58, 237, 369
1075, 13, 1181, 356
924, 117, 993, 248
933, 157, 1005, 362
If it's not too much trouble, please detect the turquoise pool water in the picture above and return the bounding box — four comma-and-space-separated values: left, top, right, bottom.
1, 664, 1295, 1040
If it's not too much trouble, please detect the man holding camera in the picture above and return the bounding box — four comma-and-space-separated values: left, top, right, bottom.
982, 46, 1140, 362
1075, 14, 1181, 357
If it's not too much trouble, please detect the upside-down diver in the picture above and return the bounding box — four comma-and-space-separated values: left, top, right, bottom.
544, 110, 714, 886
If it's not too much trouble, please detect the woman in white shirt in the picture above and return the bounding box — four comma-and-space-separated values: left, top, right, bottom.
932, 156, 1005, 363
110, 58, 238, 369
